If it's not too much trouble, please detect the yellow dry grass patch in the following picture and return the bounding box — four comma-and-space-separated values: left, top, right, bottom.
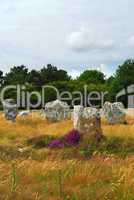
0, 113, 133, 199
0, 113, 73, 146
0, 112, 134, 148
0, 112, 129, 146
0, 157, 134, 200
102, 116, 134, 139
0, 113, 134, 142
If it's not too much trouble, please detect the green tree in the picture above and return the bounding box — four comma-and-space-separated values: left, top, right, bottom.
40, 64, 71, 84
4, 65, 28, 85
27, 70, 42, 88
78, 70, 105, 84
106, 76, 115, 86
0, 70, 3, 86
116, 59, 134, 88
109, 59, 134, 105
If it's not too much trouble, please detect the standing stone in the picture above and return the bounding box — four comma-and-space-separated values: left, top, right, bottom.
45, 99, 70, 122
103, 101, 126, 124
73, 106, 103, 142
73, 106, 83, 131
2, 99, 18, 122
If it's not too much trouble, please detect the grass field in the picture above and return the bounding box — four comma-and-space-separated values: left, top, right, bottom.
0, 113, 134, 199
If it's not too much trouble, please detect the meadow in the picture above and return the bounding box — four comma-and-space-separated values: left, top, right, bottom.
0, 113, 134, 199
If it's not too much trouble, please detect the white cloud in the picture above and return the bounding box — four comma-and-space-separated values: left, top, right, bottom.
0, 0, 134, 77
85, 64, 112, 78
67, 26, 114, 52
69, 69, 81, 78
127, 36, 134, 47
99, 64, 111, 78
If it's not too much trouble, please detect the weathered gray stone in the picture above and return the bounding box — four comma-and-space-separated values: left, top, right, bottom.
73, 106, 103, 141
103, 101, 126, 124
45, 99, 70, 122
73, 106, 83, 131
2, 99, 18, 122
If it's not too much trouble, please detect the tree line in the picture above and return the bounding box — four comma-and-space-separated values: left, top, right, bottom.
0, 59, 134, 108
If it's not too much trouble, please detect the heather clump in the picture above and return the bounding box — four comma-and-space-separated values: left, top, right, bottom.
64, 129, 80, 146
49, 129, 80, 148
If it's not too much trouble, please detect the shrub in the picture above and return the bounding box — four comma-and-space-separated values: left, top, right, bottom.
64, 129, 80, 146
49, 139, 64, 148
49, 129, 81, 149
27, 135, 56, 148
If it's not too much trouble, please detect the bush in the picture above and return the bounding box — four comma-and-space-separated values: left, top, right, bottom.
49, 129, 81, 149
27, 135, 56, 148
49, 139, 64, 148
96, 136, 134, 158
64, 129, 80, 146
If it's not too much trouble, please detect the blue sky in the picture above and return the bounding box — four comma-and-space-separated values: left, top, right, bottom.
0, 0, 134, 77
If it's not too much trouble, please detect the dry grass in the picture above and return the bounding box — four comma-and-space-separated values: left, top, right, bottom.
102, 116, 134, 139
0, 114, 73, 147
0, 113, 133, 199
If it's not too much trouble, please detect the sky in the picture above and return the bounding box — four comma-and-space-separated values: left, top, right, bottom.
0, 0, 134, 78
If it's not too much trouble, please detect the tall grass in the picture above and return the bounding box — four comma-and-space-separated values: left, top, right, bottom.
0, 113, 133, 199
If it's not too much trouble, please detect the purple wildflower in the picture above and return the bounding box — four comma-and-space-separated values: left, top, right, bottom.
49, 139, 64, 148
64, 129, 80, 146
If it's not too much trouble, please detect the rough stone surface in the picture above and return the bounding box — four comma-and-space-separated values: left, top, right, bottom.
73, 106, 103, 141
103, 101, 126, 124
2, 99, 18, 122
45, 99, 70, 122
